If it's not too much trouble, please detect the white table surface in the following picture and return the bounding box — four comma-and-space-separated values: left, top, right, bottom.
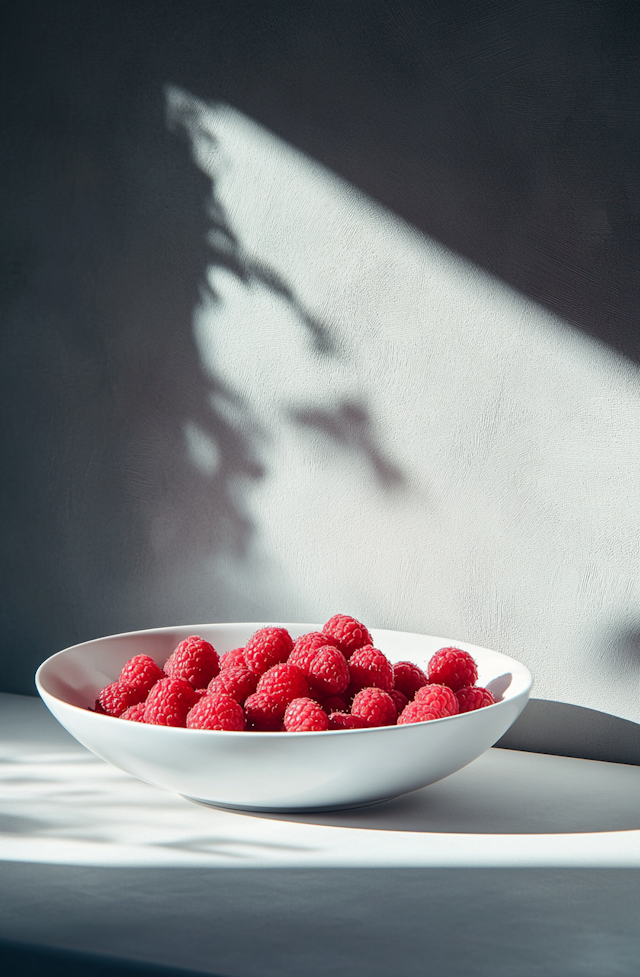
2, 691, 640, 976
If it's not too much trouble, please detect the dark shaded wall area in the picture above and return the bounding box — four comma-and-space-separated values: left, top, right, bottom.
1, 0, 638, 695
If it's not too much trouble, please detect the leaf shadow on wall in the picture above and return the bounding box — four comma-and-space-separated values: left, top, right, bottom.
1, 0, 638, 706
0, 37, 403, 694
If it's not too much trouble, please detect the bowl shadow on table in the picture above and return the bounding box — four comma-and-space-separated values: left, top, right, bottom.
234, 699, 640, 836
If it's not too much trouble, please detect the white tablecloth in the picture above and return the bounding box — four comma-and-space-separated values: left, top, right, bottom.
2, 691, 640, 976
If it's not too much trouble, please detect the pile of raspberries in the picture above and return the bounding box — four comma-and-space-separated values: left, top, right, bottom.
93, 615, 495, 732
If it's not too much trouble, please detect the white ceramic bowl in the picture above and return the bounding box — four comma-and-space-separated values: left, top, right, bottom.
36, 623, 533, 812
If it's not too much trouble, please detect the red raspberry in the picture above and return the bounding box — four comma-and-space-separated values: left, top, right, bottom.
208, 666, 257, 704
348, 645, 394, 693
244, 692, 286, 731
322, 614, 372, 659
320, 694, 349, 713
220, 647, 247, 671
95, 681, 146, 717
389, 689, 409, 716
427, 647, 478, 692
244, 627, 293, 675
283, 698, 329, 732
289, 631, 338, 674
351, 688, 397, 727
456, 686, 496, 713
120, 701, 147, 722
186, 693, 245, 731
143, 677, 199, 727
397, 700, 444, 724
118, 655, 165, 694
164, 636, 220, 688
413, 683, 460, 717
307, 646, 350, 696
393, 661, 428, 699
256, 663, 309, 710
328, 712, 370, 730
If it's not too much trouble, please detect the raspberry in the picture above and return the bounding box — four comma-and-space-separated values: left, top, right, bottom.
393, 661, 428, 699
289, 631, 338, 674
413, 683, 460, 717
397, 700, 444, 724
428, 647, 478, 692
256, 663, 309, 710
328, 712, 370, 730
95, 681, 146, 717
220, 647, 247, 671
187, 693, 245, 731
244, 627, 293, 675
307, 646, 350, 696
118, 655, 165, 694
164, 636, 220, 688
322, 614, 372, 659
143, 677, 199, 727
351, 688, 397, 727
283, 698, 329, 732
208, 666, 257, 704
244, 692, 286, 731
120, 701, 147, 722
456, 686, 496, 713
390, 689, 409, 716
320, 694, 349, 713
348, 645, 394, 693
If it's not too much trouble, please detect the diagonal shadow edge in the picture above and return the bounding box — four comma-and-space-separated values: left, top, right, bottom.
173, 82, 640, 367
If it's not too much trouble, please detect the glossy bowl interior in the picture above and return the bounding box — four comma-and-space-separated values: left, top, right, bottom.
36, 623, 533, 812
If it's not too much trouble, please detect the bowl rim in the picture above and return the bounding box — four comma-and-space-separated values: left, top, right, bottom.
35, 621, 534, 738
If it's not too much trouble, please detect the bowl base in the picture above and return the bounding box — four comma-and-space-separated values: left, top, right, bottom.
181, 793, 401, 814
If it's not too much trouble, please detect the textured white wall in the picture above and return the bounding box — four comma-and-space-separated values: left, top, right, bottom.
168, 89, 640, 724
